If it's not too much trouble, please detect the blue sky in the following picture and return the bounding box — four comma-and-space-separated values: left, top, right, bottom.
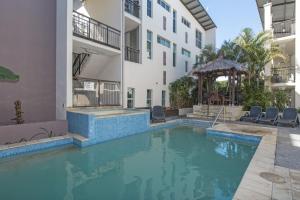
200, 0, 263, 48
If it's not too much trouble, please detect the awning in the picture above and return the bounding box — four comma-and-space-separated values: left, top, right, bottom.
180, 0, 216, 31
256, 0, 295, 25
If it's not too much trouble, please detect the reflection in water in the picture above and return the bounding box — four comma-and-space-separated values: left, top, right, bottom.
0, 126, 257, 200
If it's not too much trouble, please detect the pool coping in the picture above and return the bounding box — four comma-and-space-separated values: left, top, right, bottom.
208, 123, 278, 200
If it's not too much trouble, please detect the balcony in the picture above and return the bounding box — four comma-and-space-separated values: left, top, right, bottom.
125, 46, 140, 63
273, 20, 295, 39
271, 66, 295, 85
125, 0, 140, 18
73, 11, 120, 50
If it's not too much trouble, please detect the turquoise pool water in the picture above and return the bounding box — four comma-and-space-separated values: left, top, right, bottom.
0, 126, 257, 200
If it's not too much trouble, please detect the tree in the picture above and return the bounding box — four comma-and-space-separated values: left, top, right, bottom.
235, 28, 285, 84
197, 45, 218, 66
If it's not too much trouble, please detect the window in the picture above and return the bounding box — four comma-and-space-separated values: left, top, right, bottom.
195, 55, 200, 64
182, 48, 191, 57
196, 30, 202, 49
147, 0, 152, 17
185, 32, 188, 43
163, 51, 166, 65
172, 43, 176, 67
173, 10, 177, 33
157, 0, 170, 12
182, 17, 190, 28
162, 90, 166, 107
163, 16, 166, 30
147, 30, 153, 59
127, 88, 135, 108
157, 36, 171, 48
185, 61, 188, 72
146, 89, 152, 108
163, 71, 166, 85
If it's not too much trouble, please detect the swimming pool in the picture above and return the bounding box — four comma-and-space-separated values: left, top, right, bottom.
0, 126, 258, 200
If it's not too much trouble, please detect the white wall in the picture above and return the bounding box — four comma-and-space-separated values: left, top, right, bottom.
56, 0, 73, 119
74, 0, 121, 30
295, 0, 300, 108
123, 0, 216, 108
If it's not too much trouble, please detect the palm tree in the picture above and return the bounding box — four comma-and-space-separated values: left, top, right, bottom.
197, 45, 218, 65
235, 28, 285, 84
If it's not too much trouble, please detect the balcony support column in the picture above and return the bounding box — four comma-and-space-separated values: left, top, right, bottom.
56, 0, 73, 120
295, 0, 300, 108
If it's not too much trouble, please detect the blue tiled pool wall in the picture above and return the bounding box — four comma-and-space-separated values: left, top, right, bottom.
1, 114, 258, 158
0, 138, 73, 159
206, 129, 261, 144
67, 111, 150, 147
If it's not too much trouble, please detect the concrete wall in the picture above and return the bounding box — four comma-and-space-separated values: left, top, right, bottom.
123, 0, 216, 108
0, 0, 57, 124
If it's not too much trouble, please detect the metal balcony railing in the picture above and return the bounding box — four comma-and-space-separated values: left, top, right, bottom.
273, 20, 295, 38
125, 0, 140, 18
73, 11, 120, 49
125, 46, 140, 63
271, 66, 295, 84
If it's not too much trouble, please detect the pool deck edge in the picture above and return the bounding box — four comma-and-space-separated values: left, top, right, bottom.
211, 123, 300, 200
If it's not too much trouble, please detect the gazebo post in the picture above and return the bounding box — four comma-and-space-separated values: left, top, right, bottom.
232, 70, 237, 106
228, 73, 232, 105
198, 74, 203, 105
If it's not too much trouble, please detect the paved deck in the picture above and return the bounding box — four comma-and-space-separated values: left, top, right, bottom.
211, 123, 300, 200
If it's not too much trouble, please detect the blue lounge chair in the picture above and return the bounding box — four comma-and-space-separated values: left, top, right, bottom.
276, 108, 299, 128
240, 106, 262, 123
259, 107, 279, 125
152, 106, 166, 122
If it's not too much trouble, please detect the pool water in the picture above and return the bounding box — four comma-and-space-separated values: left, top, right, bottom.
0, 126, 257, 200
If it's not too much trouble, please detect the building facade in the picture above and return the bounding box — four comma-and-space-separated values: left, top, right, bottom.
68, 0, 216, 114
256, 0, 300, 108
0, 0, 216, 125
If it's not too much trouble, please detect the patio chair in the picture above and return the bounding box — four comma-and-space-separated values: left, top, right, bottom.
276, 108, 299, 128
152, 106, 166, 123
240, 106, 262, 123
258, 107, 279, 125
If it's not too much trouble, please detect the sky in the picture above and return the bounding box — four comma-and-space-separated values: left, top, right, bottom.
200, 0, 263, 48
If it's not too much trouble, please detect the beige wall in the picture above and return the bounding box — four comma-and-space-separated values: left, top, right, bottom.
0, 0, 57, 124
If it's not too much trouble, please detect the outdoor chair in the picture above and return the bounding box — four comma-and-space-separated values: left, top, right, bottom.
276, 108, 299, 128
258, 107, 279, 125
240, 106, 262, 123
152, 106, 166, 123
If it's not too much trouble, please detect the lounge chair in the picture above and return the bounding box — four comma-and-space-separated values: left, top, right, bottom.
258, 107, 278, 125
152, 106, 166, 123
276, 108, 299, 128
240, 106, 262, 123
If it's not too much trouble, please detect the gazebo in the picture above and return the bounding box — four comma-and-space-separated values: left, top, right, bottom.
193, 56, 248, 106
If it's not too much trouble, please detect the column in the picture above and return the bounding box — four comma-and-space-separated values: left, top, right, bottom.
56, 0, 73, 120
295, 0, 300, 108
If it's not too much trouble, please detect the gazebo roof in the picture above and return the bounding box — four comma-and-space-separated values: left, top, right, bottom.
193, 57, 248, 75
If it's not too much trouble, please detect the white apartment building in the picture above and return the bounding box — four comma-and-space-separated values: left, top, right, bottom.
55, 0, 216, 119
256, 0, 300, 108
123, 0, 216, 108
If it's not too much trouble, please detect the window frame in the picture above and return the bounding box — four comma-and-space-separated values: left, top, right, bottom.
172, 43, 176, 67
147, 30, 153, 59
157, 35, 171, 48
163, 71, 166, 85
173, 10, 177, 33
161, 90, 166, 107
146, 89, 152, 108
127, 87, 135, 108
182, 48, 191, 57
185, 61, 188, 72
157, 0, 170, 12
147, 0, 153, 17
196, 29, 202, 49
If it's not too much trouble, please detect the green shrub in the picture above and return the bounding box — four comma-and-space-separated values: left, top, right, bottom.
169, 76, 196, 109
242, 82, 272, 111
273, 90, 289, 111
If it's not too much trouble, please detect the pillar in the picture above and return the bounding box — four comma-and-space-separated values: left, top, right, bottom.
56, 0, 73, 119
